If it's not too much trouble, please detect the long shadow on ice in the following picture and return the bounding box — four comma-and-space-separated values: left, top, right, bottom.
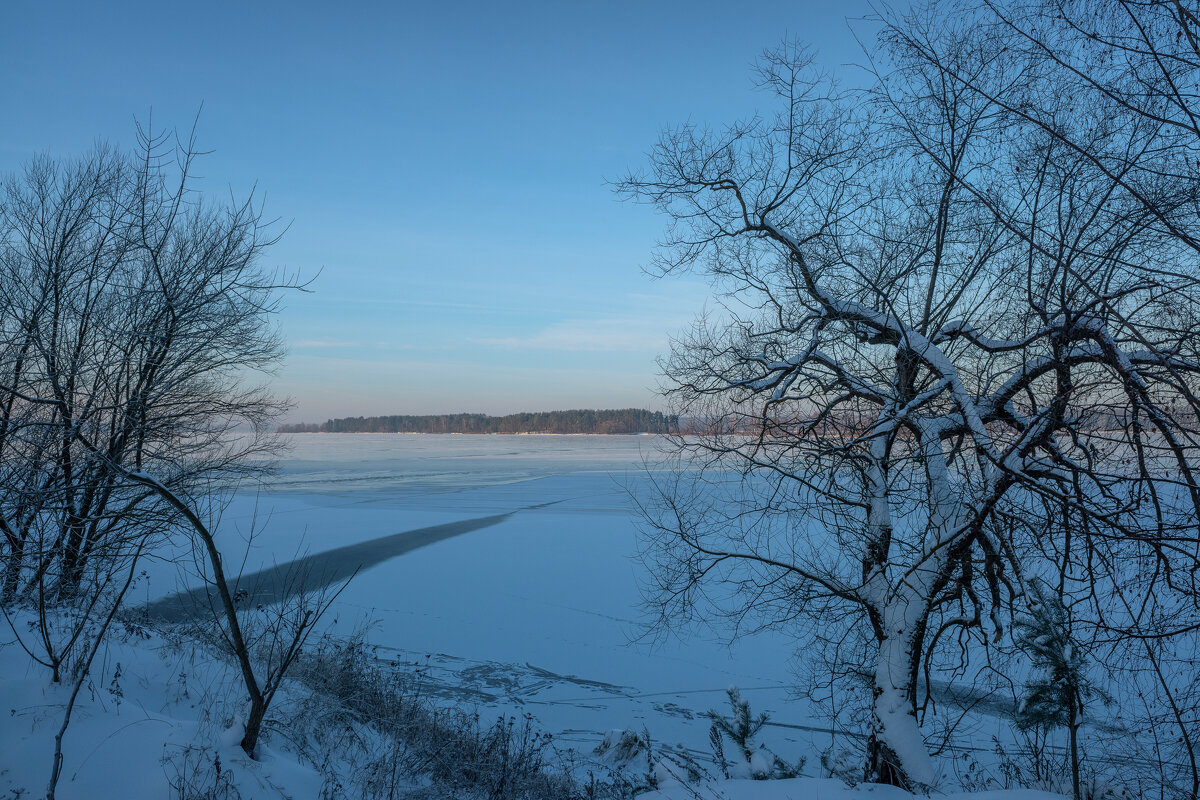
143, 511, 521, 623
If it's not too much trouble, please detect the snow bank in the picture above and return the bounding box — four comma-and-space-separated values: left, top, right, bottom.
0, 608, 322, 799
641, 776, 1066, 800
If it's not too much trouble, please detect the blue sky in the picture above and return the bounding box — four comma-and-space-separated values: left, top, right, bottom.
1, 1, 879, 422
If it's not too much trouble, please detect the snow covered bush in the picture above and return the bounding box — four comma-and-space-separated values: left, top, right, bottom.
708, 686, 768, 778
163, 745, 243, 800
287, 631, 637, 799
595, 728, 652, 771
706, 687, 805, 781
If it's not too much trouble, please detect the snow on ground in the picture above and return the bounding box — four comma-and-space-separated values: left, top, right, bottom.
0, 435, 1067, 798
0, 596, 1063, 798
640, 779, 1065, 800
0, 607, 324, 799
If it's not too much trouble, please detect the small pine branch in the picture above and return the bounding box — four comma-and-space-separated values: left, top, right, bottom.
707, 686, 769, 764
1013, 580, 1109, 731
709, 724, 729, 779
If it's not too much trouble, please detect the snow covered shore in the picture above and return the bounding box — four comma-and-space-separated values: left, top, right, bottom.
0, 436, 1082, 797
0, 604, 1068, 799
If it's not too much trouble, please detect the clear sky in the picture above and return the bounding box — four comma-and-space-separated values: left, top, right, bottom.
1, 0, 880, 423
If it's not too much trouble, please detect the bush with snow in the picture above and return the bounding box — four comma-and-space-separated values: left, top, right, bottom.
706, 686, 805, 781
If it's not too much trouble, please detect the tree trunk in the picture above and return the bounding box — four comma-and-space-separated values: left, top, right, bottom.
865, 615, 934, 790
59, 517, 86, 597
241, 693, 267, 757
866, 728, 912, 790
2, 537, 23, 602
1069, 699, 1081, 800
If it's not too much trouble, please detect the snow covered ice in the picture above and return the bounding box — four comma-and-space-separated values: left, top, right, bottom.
151, 434, 821, 754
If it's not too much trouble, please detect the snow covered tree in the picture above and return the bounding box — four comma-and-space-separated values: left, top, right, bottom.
1013, 580, 1105, 800
892, 3, 1200, 795
622, 6, 1200, 790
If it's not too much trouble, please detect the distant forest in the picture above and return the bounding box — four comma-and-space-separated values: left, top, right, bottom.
278, 408, 677, 435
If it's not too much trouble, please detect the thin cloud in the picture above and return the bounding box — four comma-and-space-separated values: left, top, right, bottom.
474, 317, 670, 352
293, 339, 363, 348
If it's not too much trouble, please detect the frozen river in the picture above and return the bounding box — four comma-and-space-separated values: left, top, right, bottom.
147, 433, 822, 761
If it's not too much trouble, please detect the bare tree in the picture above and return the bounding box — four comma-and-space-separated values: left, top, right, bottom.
889, 3, 1200, 796
0, 122, 289, 601
98, 461, 348, 757
620, 8, 1200, 789
0, 120, 310, 791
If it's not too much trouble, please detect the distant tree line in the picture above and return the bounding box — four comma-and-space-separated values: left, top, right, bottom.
278, 408, 677, 435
